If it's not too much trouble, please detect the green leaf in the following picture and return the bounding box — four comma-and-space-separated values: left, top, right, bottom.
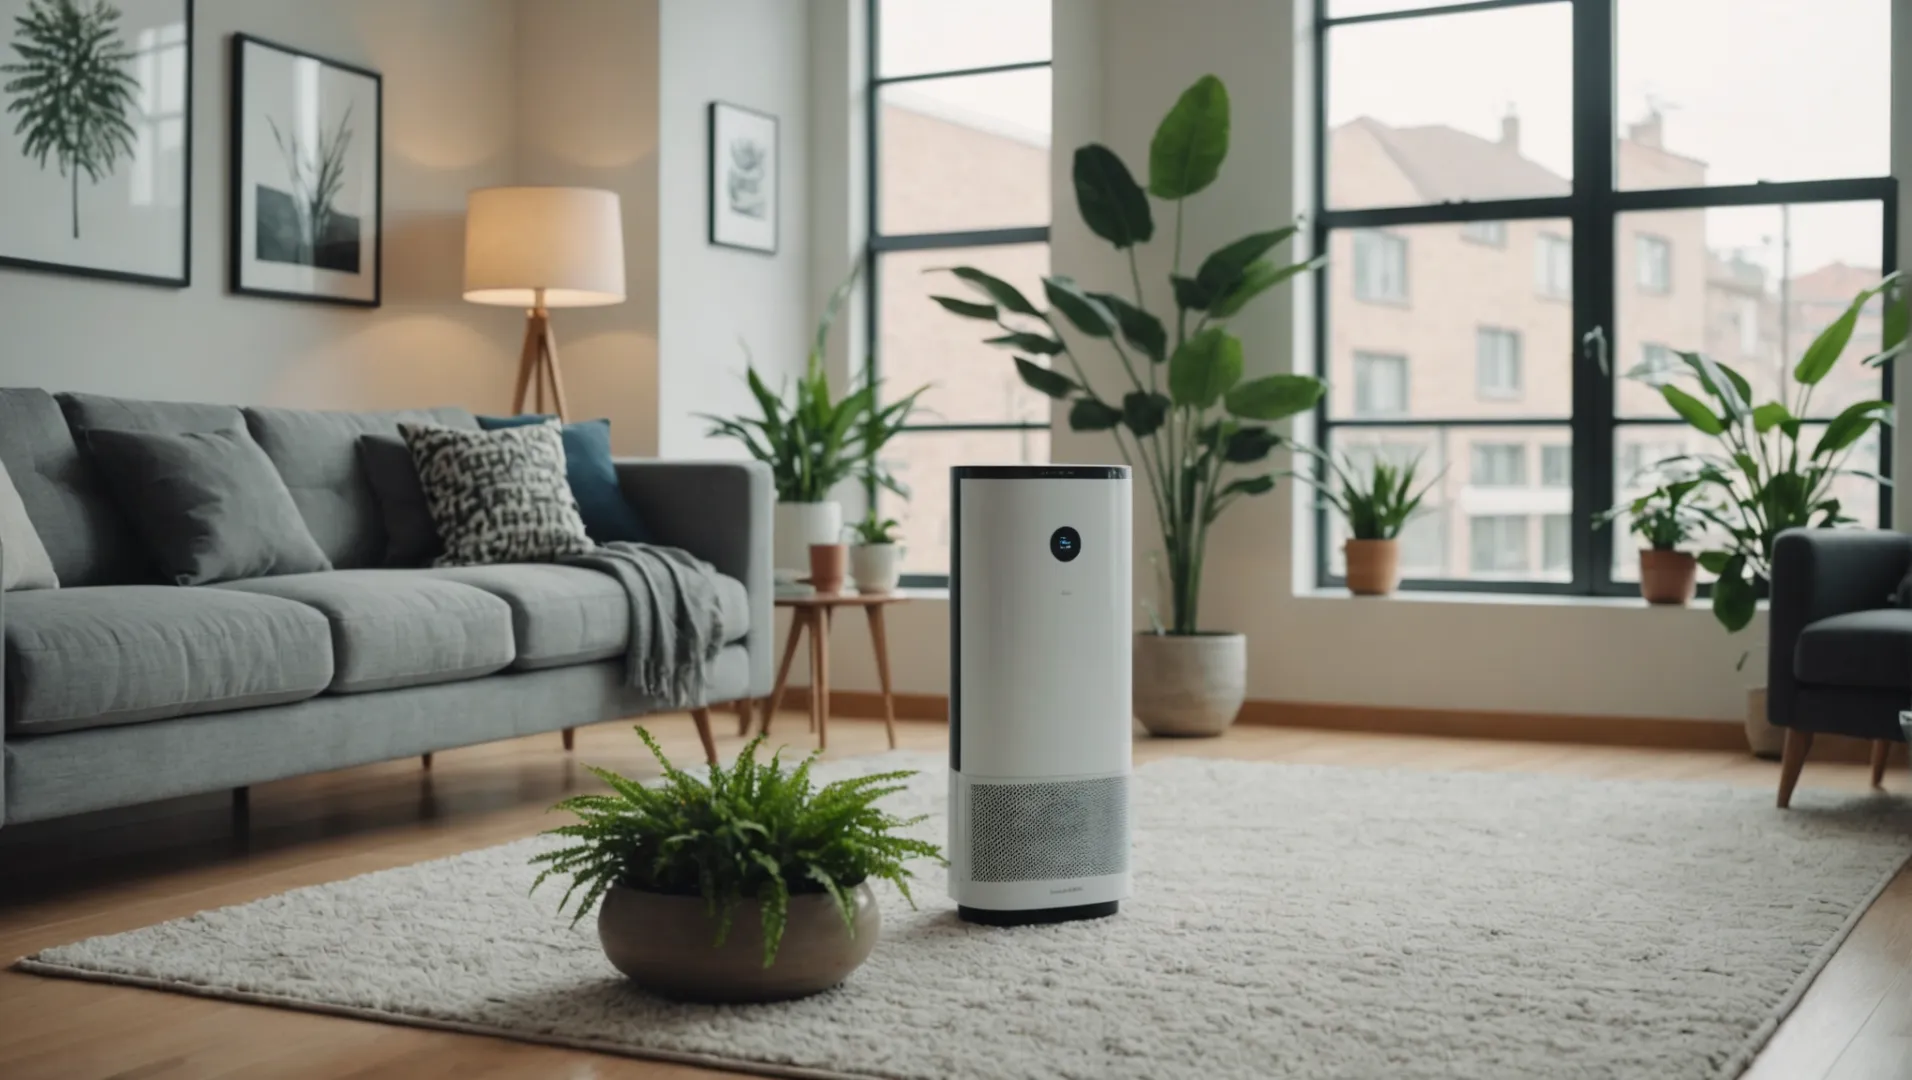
1014, 357, 1077, 399
930, 295, 997, 320
1195, 226, 1298, 295
1676, 351, 1752, 420
1659, 384, 1726, 435
944, 266, 1039, 316
1171, 275, 1213, 312
1751, 402, 1794, 433
985, 331, 1064, 355
1813, 399, 1890, 458
1711, 556, 1757, 633
1223, 426, 1280, 463
1219, 474, 1276, 499
1148, 74, 1230, 199
1068, 397, 1124, 432
1090, 292, 1167, 363
1121, 391, 1170, 437
1043, 277, 1115, 337
1793, 296, 1863, 385
1223, 373, 1324, 421
1071, 144, 1153, 249
1696, 550, 1731, 574
1209, 257, 1321, 319
1167, 328, 1244, 409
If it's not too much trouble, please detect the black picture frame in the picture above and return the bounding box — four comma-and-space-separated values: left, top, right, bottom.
0, 0, 194, 288
229, 32, 383, 307
707, 101, 779, 255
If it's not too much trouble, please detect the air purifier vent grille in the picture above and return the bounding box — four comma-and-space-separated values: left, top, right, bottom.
969, 776, 1129, 882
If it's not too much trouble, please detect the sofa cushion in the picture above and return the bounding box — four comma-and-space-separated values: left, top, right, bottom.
477, 416, 651, 543
0, 455, 58, 590
0, 388, 142, 586
5, 586, 334, 735
1794, 609, 1912, 690
358, 433, 441, 566
400, 422, 592, 567
59, 392, 246, 439
421, 564, 750, 671
215, 570, 515, 693
241, 405, 476, 569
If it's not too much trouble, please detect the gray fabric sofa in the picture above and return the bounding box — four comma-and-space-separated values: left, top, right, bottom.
0, 389, 771, 826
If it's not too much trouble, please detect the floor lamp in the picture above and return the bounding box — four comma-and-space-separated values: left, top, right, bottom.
463, 186, 626, 421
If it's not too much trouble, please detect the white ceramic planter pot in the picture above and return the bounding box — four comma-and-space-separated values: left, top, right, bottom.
773, 501, 841, 584
1133, 632, 1247, 737
850, 543, 902, 594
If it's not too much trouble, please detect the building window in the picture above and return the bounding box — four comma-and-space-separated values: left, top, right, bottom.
1639, 342, 1676, 381
1475, 327, 1522, 399
1636, 234, 1672, 294
1469, 515, 1530, 574
1462, 220, 1506, 247
1541, 445, 1571, 488
1541, 514, 1571, 574
1470, 444, 1526, 487
1535, 232, 1571, 299
1352, 352, 1408, 416
1353, 230, 1407, 302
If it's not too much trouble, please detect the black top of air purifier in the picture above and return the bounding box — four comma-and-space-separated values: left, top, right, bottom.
951, 465, 1129, 480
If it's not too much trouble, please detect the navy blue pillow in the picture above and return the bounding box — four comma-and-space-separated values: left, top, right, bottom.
477, 415, 649, 544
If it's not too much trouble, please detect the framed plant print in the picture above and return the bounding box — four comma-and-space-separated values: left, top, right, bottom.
708, 101, 777, 255
0, 0, 193, 286
230, 33, 381, 306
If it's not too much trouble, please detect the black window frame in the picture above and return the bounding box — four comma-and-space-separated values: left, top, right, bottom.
866, 0, 1053, 588
1312, 0, 1896, 597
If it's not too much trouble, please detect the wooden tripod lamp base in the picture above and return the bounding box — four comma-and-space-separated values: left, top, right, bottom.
512, 298, 570, 421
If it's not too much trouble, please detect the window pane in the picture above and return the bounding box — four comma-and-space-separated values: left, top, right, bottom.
1353, 351, 1408, 417
1326, 4, 1572, 209
879, 244, 1050, 423
878, 429, 1050, 576
1327, 219, 1572, 419
879, 69, 1050, 235
1616, 0, 1889, 190
1534, 232, 1572, 299
1327, 425, 1571, 583
1540, 443, 1571, 488
1461, 220, 1507, 248
1614, 203, 1887, 421
877, 0, 1050, 78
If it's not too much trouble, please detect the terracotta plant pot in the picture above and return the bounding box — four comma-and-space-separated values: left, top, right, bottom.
1745, 686, 1784, 760
808, 543, 848, 594
1133, 632, 1246, 737
597, 882, 880, 1002
850, 543, 902, 594
1639, 549, 1698, 605
1343, 539, 1400, 596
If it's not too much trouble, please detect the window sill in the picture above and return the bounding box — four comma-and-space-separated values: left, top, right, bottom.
1302, 586, 1766, 612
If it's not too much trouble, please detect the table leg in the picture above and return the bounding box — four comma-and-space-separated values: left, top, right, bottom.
690, 706, 719, 766
866, 604, 898, 750
764, 610, 807, 737
735, 699, 753, 737
816, 608, 833, 750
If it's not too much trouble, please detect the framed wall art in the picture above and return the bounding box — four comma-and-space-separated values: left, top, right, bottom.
708, 101, 777, 255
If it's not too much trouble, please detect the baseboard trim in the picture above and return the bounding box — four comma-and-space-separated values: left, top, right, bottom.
774, 690, 1905, 765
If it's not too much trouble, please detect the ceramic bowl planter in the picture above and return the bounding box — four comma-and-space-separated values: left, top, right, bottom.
773, 501, 841, 584
597, 883, 881, 1003
1639, 549, 1697, 605
1343, 539, 1400, 596
1134, 632, 1246, 737
808, 543, 848, 594
851, 542, 902, 594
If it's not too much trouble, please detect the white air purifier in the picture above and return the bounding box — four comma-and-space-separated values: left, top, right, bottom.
948, 465, 1132, 925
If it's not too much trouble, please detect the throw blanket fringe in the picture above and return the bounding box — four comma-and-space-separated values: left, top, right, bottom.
561, 542, 727, 707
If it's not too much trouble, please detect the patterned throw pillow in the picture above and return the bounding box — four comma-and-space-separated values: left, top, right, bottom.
398, 422, 593, 567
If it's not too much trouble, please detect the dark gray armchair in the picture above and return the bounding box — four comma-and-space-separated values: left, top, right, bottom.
1769, 528, 1912, 807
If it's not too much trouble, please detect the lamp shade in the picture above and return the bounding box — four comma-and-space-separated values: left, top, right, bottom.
463, 186, 625, 308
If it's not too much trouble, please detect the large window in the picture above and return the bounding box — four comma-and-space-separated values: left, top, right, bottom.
1353, 351, 1409, 416
869, 0, 1052, 582
1315, 0, 1894, 595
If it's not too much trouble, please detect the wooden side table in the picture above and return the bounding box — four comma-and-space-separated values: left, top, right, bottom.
751, 593, 910, 751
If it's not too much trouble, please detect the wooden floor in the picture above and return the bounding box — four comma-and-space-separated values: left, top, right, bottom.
0, 714, 1906, 1080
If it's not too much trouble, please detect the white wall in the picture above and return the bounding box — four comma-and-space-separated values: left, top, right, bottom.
0, 0, 526, 413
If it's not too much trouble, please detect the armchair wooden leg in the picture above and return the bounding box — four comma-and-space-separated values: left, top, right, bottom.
1777, 728, 1814, 809
1869, 739, 1889, 789
232, 786, 250, 828
562, 727, 575, 751
735, 699, 753, 737
421, 752, 433, 770
690, 707, 719, 766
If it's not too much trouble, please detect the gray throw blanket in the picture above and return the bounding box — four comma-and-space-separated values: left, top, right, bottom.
561, 542, 728, 707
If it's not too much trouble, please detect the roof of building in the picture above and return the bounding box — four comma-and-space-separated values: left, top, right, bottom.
1340, 116, 1568, 202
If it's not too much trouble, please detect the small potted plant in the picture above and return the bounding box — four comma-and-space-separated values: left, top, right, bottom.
1595, 478, 1707, 605
848, 512, 903, 594
1296, 447, 1440, 596
530, 729, 942, 1003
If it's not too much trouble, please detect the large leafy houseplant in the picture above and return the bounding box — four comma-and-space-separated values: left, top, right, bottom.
531, 729, 942, 968
933, 76, 1325, 634
1632, 272, 1907, 631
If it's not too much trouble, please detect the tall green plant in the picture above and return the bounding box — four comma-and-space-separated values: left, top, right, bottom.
1632, 271, 1907, 631
1, 0, 138, 240
1294, 447, 1440, 541
933, 76, 1325, 634
704, 267, 928, 502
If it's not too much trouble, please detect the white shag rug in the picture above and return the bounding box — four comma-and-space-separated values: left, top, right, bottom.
18, 754, 1912, 1080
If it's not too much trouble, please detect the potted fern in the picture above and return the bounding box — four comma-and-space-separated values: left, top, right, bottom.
848, 511, 903, 594
1594, 479, 1708, 605
531, 729, 941, 1002
1296, 446, 1440, 596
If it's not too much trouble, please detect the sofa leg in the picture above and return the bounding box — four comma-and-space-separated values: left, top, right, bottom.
690, 707, 719, 767
562, 727, 575, 752
1869, 740, 1889, 789
421, 752, 433, 770
1777, 729, 1814, 809
232, 785, 250, 827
